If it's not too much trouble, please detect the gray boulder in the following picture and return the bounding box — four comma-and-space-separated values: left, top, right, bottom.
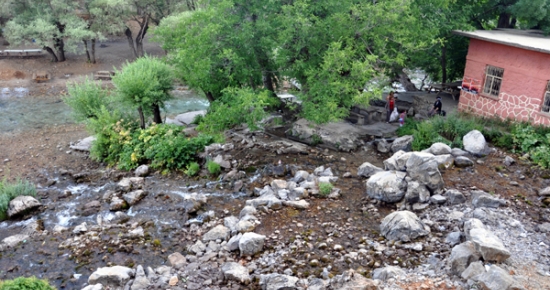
239, 232, 266, 256
454, 156, 474, 167
461, 261, 485, 281
7, 195, 41, 218
117, 177, 144, 192
122, 190, 148, 206
88, 266, 134, 287
390, 135, 414, 153
434, 154, 455, 168
404, 181, 430, 204
471, 190, 506, 208
70, 136, 96, 151
357, 162, 384, 178
464, 218, 486, 240
469, 228, 510, 263
451, 148, 469, 157
366, 171, 407, 203
445, 232, 463, 246
446, 189, 466, 205
175, 110, 206, 125
246, 186, 282, 210
463, 130, 489, 156
383, 151, 412, 171
430, 194, 447, 204
426, 142, 452, 155
449, 241, 481, 275
329, 269, 378, 290
167, 252, 186, 269
240, 206, 257, 219
226, 233, 242, 251
259, 273, 299, 290
380, 211, 429, 242
477, 265, 523, 290
188, 240, 206, 254
539, 186, 550, 196
221, 262, 251, 284
134, 165, 149, 177
202, 225, 230, 242
372, 266, 406, 281
214, 154, 231, 169
503, 156, 515, 166
377, 139, 391, 153
1, 234, 29, 251
405, 152, 444, 190
131, 265, 150, 290
286, 118, 364, 152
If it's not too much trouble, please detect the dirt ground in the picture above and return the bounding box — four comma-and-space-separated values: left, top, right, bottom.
0, 35, 164, 182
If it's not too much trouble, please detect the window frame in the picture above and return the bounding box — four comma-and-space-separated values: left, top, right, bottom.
482, 65, 504, 98
541, 81, 550, 114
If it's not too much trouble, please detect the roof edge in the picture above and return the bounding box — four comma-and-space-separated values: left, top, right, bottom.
453, 29, 550, 55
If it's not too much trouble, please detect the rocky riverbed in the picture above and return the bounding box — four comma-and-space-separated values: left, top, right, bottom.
1, 125, 550, 290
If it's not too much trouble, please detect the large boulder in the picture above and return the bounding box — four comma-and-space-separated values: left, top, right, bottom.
182, 193, 208, 214
404, 181, 430, 204
463, 130, 489, 156
454, 156, 474, 168
471, 190, 507, 208
330, 269, 378, 290
202, 225, 230, 242
239, 232, 266, 256
446, 189, 466, 205
246, 186, 282, 210
7, 196, 41, 218
286, 118, 364, 152
372, 266, 406, 281
175, 110, 207, 125
260, 274, 299, 290
449, 241, 481, 275
425, 142, 452, 155
134, 165, 149, 177
88, 266, 134, 287
383, 151, 412, 171
380, 211, 429, 242
377, 139, 391, 153
221, 262, 251, 284
477, 265, 522, 290
357, 162, 384, 178
122, 190, 148, 206
131, 265, 150, 290
390, 135, 414, 153
366, 171, 407, 203
70, 136, 96, 152
469, 228, 510, 263
405, 152, 444, 191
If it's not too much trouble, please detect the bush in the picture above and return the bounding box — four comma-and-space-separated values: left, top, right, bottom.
396, 118, 419, 137
65, 78, 111, 122
318, 182, 333, 196
185, 162, 200, 177
0, 276, 55, 290
411, 121, 440, 151
0, 179, 37, 221
206, 160, 221, 176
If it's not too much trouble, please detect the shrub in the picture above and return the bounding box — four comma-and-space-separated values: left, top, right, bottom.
206, 160, 221, 176
396, 118, 419, 137
0, 276, 55, 290
185, 162, 200, 177
0, 179, 37, 221
411, 121, 439, 151
65, 78, 111, 122
318, 182, 333, 196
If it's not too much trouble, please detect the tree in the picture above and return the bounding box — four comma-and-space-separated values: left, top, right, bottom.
0, 0, 94, 62
112, 56, 174, 128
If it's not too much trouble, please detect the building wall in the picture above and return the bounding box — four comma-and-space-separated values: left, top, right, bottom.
458, 38, 550, 126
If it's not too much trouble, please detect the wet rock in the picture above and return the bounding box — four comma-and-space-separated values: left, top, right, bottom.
239, 232, 265, 256
377, 139, 391, 153
372, 266, 406, 281
82, 200, 101, 216
134, 165, 149, 177
7, 195, 41, 218
391, 135, 414, 153
182, 193, 208, 214
430, 194, 447, 205
168, 252, 186, 269
426, 142, 452, 155
109, 196, 127, 211
463, 130, 489, 156
214, 154, 231, 169
380, 210, 429, 242
259, 273, 299, 290
366, 171, 407, 203
117, 177, 144, 192
461, 261, 485, 280
471, 190, 506, 208
202, 225, 230, 242
503, 156, 515, 166
131, 265, 150, 290
123, 190, 148, 206
221, 262, 251, 284
0, 234, 29, 251
405, 152, 444, 191
73, 222, 88, 234
449, 241, 481, 276
477, 265, 523, 290
357, 162, 384, 178
454, 156, 474, 167
127, 227, 144, 238
70, 136, 96, 152
88, 266, 135, 288
246, 187, 282, 210
469, 228, 510, 263
330, 269, 378, 289
405, 181, 430, 204
283, 200, 310, 209
446, 189, 466, 205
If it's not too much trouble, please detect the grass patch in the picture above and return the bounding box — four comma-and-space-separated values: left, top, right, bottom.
0, 179, 37, 221
318, 182, 333, 196
206, 160, 221, 176
0, 276, 55, 290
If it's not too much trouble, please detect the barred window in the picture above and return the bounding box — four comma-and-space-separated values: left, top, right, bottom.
542, 81, 550, 113
482, 65, 504, 97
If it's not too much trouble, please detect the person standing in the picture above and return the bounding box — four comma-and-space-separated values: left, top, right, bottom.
385, 91, 396, 123
429, 96, 442, 117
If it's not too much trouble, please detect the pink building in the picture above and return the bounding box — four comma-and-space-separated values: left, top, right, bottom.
454, 29, 550, 126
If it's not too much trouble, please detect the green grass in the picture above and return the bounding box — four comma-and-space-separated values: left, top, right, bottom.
0, 276, 55, 290
0, 179, 37, 221
206, 160, 221, 176
319, 182, 333, 196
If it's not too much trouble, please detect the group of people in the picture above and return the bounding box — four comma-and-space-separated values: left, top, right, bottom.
385, 91, 444, 126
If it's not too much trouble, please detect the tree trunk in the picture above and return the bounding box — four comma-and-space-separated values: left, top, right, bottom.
83, 40, 91, 63
205, 91, 215, 103
397, 72, 419, 91
441, 43, 447, 84
186, 0, 196, 11
135, 16, 149, 57
55, 37, 66, 62
138, 106, 146, 129
497, 12, 514, 28
152, 104, 162, 124
262, 71, 276, 95
125, 27, 138, 58
91, 39, 96, 64
43, 46, 59, 62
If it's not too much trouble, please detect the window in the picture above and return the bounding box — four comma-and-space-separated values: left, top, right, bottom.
482, 65, 504, 97
542, 81, 550, 113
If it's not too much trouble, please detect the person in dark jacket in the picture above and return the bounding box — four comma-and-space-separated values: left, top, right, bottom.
429, 96, 442, 117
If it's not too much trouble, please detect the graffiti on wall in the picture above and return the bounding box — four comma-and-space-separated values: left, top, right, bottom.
461, 77, 481, 94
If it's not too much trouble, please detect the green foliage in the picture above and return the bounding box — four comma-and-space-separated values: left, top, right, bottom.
411, 121, 440, 151
0, 276, 55, 290
65, 78, 111, 122
396, 118, 420, 137
197, 88, 277, 133
318, 182, 333, 197
0, 179, 37, 221
185, 162, 200, 177
206, 160, 221, 176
